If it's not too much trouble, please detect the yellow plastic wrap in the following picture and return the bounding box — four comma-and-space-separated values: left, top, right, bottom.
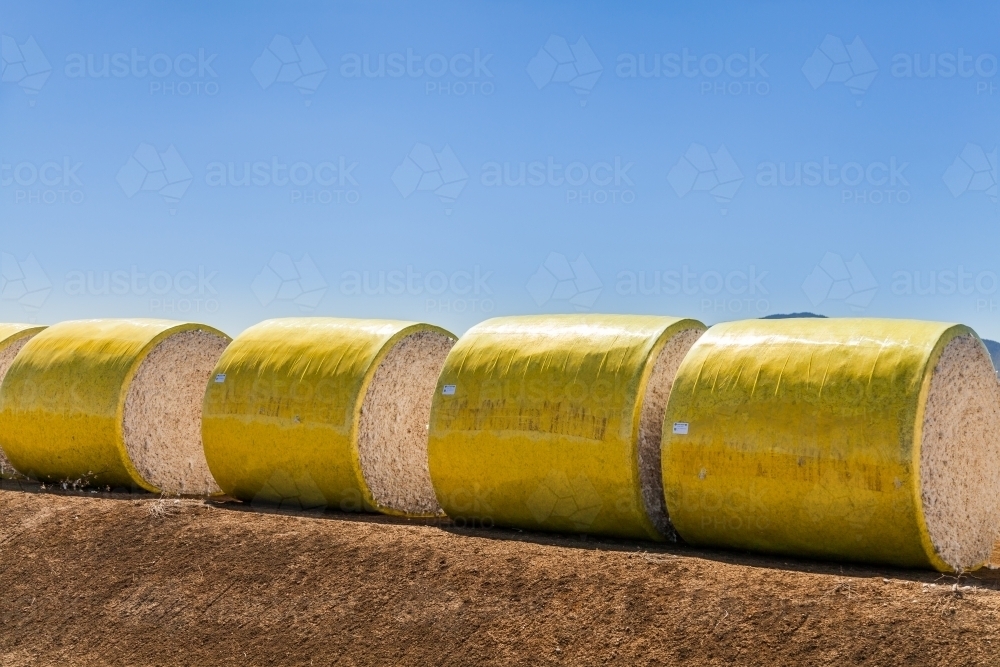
0, 323, 48, 480
428, 314, 706, 540
661, 317, 979, 572
202, 317, 455, 516
0, 318, 229, 491
0, 323, 46, 346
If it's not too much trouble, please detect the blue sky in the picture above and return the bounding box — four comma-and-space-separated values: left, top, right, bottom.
1, 1, 998, 338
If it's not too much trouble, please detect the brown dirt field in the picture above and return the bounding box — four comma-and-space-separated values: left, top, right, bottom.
3, 481, 1000, 666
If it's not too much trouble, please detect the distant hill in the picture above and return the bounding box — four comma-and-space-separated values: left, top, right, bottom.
760, 312, 827, 319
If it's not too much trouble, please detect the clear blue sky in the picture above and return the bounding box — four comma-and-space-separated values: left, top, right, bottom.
1, 1, 998, 338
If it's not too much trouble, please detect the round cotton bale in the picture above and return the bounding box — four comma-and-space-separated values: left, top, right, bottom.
0, 319, 230, 495
201, 318, 456, 517
0, 323, 47, 480
661, 318, 1000, 573
428, 314, 706, 541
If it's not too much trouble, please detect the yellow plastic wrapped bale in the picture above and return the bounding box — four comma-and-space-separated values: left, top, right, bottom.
662, 318, 1000, 572
0, 323, 47, 480
428, 314, 706, 540
202, 318, 456, 517
0, 319, 230, 494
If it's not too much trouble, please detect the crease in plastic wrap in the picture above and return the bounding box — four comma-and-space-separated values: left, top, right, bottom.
202, 317, 455, 517
0, 318, 230, 492
428, 314, 705, 540
661, 317, 983, 572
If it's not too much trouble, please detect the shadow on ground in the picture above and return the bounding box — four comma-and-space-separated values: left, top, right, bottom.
5, 476, 996, 588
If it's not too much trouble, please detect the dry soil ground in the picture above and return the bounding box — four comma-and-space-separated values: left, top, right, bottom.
3, 480, 1000, 666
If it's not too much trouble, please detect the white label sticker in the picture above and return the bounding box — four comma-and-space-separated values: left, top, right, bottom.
214, 374, 226, 383
442, 384, 456, 396
672, 422, 689, 435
